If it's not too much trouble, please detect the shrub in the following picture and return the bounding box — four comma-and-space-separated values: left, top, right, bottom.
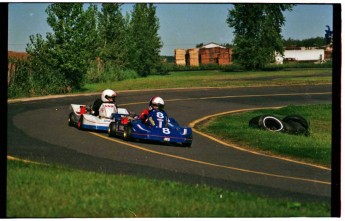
86, 61, 138, 83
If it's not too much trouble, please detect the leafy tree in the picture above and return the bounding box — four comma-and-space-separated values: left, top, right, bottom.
98, 3, 127, 67
196, 43, 204, 48
146, 4, 163, 71
227, 4, 294, 69
221, 43, 233, 48
128, 3, 162, 76
27, 3, 99, 92
26, 33, 67, 94
82, 4, 99, 61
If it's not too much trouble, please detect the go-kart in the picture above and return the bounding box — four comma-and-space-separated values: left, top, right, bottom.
68, 103, 129, 132
108, 109, 193, 147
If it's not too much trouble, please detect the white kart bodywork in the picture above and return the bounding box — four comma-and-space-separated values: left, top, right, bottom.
70, 103, 129, 131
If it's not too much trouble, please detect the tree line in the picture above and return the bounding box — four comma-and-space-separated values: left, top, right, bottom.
9, 3, 331, 98
14, 3, 162, 95
196, 36, 328, 50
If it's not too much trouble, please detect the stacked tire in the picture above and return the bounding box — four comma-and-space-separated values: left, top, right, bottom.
249, 114, 309, 136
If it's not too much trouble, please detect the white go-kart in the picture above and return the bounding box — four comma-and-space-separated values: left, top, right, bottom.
68, 103, 129, 132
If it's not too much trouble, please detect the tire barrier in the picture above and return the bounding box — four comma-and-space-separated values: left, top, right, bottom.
282, 115, 310, 136
249, 114, 310, 136
249, 115, 285, 132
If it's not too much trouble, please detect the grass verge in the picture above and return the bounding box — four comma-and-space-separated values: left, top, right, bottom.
196, 104, 332, 167
7, 159, 330, 217
83, 69, 331, 93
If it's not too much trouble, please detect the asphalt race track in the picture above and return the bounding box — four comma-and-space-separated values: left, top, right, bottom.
8, 84, 333, 203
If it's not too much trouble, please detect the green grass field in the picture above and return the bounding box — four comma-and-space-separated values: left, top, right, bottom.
7, 159, 330, 217
83, 69, 331, 93
196, 104, 332, 167
7, 69, 333, 217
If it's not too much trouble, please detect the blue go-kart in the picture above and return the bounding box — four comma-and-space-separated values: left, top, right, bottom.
108, 109, 193, 147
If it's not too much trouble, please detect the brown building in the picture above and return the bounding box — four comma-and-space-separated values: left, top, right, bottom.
199, 47, 232, 65
174, 43, 232, 66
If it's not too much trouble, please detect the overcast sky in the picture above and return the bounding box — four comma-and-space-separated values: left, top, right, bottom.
8, 3, 334, 56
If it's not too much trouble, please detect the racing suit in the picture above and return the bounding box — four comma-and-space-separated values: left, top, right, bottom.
139, 109, 168, 128
92, 98, 117, 116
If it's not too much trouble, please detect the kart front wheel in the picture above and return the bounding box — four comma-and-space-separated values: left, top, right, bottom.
123, 125, 132, 141
108, 122, 117, 137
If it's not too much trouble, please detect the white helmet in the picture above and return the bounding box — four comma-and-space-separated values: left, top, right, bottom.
149, 96, 164, 110
101, 89, 117, 103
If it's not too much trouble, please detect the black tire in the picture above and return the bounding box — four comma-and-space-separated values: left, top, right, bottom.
68, 112, 78, 127
285, 120, 309, 136
283, 115, 309, 130
284, 121, 309, 136
249, 115, 262, 128
77, 115, 84, 130
249, 115, 284, 132
123, 125, 132, 141
262, 115, 285, 132
282, 115, 310, 136
108, 122, 117, 137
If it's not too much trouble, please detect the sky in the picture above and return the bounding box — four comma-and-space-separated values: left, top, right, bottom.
8, 3, 334, 56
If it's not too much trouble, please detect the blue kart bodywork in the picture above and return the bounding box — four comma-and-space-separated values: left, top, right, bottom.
108, 110, 193, 147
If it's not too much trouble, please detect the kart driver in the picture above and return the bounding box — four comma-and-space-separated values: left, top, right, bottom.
91, 89, 117, 116
139, 96, 166, 125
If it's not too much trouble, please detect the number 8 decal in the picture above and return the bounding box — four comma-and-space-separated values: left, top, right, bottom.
162, 128, 170, 134
157, 112, 164, 118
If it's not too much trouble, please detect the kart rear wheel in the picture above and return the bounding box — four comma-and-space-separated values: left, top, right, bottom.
123, 125, 132, 141
68, 112, 78, 127
77, 115, 84, 130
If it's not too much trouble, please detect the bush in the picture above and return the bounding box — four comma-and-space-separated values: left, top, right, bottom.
263, 62, 332, 71
8, 58, 33, 98
219, 63, 245, 72
86, 61, 138, 83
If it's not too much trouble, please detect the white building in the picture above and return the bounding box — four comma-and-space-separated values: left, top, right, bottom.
275, 49, 325, 64
201, 42, 226, 49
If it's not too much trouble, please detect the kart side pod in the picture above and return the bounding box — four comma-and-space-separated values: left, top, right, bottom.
79, 106, 87, 115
